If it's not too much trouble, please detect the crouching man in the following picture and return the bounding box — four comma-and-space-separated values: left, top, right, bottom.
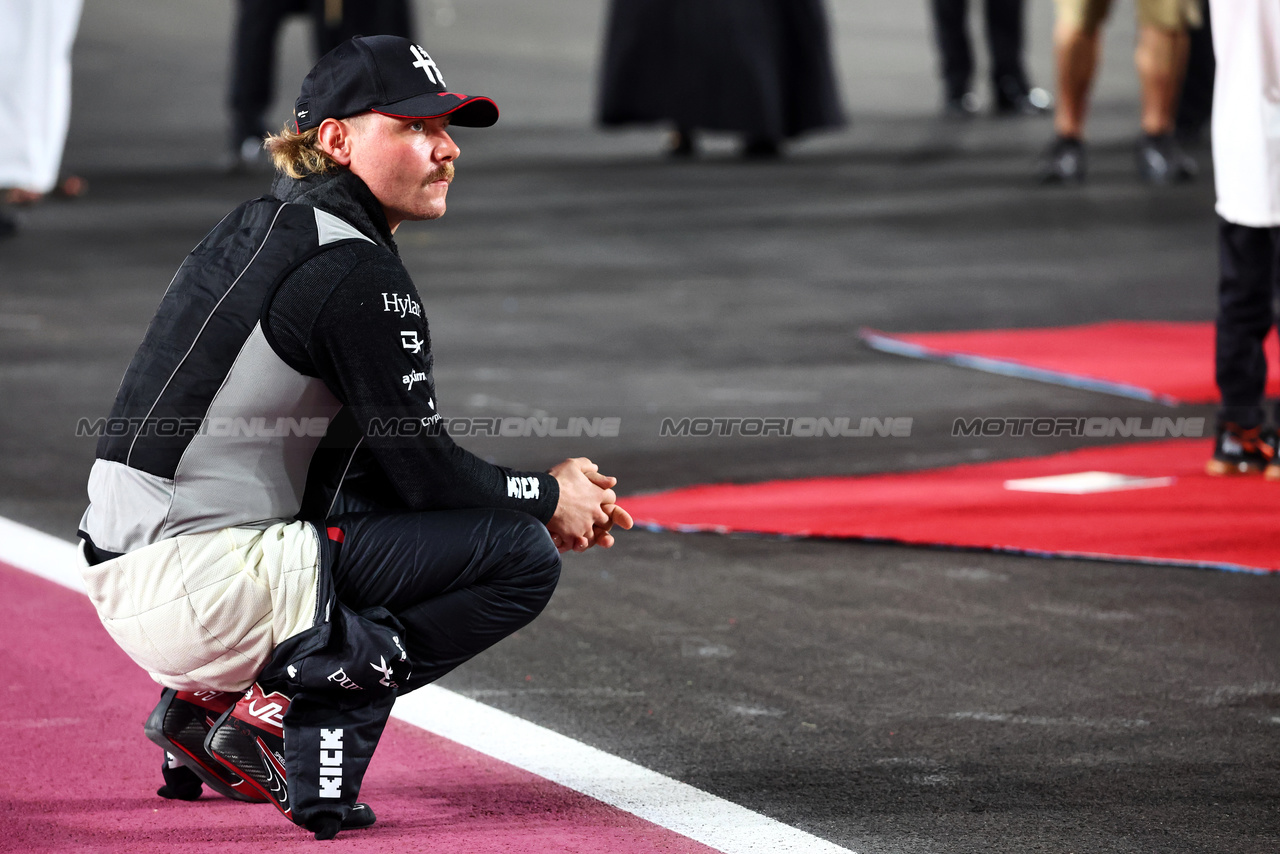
76, 35, 631, 840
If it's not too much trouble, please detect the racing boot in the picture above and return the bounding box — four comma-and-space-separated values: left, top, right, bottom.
144, 688, 267, 802
204, 684, 376, 838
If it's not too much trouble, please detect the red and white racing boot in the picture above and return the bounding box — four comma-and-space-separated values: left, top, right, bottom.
204, 683, 376, 838
144, 688, 268, 802
203, 684, 293, 816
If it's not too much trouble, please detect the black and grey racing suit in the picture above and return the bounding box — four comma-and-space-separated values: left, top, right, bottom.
79, 167, 561, 830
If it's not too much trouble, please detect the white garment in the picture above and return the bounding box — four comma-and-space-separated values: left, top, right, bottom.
1210, 0, 1280, 228
79, 520, 321, 692
0, 0, 82, 194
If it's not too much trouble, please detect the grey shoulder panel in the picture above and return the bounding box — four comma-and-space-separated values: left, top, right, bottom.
315, 208, 375, 246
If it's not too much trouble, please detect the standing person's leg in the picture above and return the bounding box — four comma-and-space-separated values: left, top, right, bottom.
1135, 25, 1189, 136
1174, 0, 1213, 142
0, 0, 83, 205
1210, 218, 1278, 475
309, 0, 342, 58
28, 0, 81, 197
325, 508, 561, 692
229, 0, 301, 163
1133, 0, 1199, 181
371, 0, 414, 40
1270, 227, 1280, 468
310, 0, 413, 63
1052, 2, 1105, 139
0, 0, 24, 232
930, 0, 978, 116
1039, 0, 1108, 182
985, 0, 1048, 114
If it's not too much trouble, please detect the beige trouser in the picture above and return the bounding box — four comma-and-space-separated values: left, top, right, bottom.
1055, 0, 1203, 31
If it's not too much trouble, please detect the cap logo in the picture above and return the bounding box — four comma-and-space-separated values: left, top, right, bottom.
409, 44, 444, 86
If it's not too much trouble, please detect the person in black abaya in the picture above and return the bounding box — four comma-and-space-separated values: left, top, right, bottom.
598, 0, 845, 158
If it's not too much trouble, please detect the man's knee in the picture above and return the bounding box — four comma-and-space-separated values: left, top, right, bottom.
493, 510, 561, 594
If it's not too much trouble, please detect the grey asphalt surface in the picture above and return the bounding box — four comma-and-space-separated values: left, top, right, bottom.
2, 2, 1278, 852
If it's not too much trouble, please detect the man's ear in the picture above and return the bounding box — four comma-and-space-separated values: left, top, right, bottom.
316, 118, 355, 166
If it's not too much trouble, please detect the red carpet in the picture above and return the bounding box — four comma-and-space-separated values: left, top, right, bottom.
623, 439, 1280, 573
860, 321, 1280, 404
0, 563, 718, 854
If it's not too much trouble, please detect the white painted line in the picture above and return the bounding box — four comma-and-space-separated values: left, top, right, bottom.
1003, 471, 1175, 495
0, 514, 854, 854
0, 515, 84, 592
394, 687, 853, 854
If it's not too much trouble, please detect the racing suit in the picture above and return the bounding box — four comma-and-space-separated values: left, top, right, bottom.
77, 167, 562, 829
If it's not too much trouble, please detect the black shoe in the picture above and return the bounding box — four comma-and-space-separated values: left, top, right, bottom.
741, 136, 782, 159
942, 91, 980, 119
343, 802, 377, 830
666, 129, 696, 158
156, 755, 204, 801
1136, 133, 1198, 184
994, 77, 1052, 116
1205, 422, 1276, 476
144, 688, 267, 803
1038, 136, 1086, 184
308, 803, 378, 841
222, 136, 269, 174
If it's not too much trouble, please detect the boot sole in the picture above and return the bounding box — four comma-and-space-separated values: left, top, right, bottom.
1205, 459, 1266, 476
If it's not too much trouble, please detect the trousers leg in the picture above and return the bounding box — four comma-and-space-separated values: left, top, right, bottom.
310, 0, 413, 58
1175, 0, 1214, 137
984, 0, 1027, 89
309, 0, 340, 57
229, 0, 305, 146
1215, 218, 1278, 428
373, 0, 414, 40
930, 0, 974, 99
325, 508, 561, 692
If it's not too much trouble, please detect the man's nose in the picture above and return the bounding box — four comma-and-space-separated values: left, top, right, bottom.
437, 131, 460, 162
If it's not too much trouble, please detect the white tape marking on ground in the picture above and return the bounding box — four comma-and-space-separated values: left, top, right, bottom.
1003, 471, 1175, 495
393, 687, 854, 854
0, 515, 84, 592
0, 514, 854, 854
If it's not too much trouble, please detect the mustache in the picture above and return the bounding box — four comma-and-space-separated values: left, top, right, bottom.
426, 162, 455, 184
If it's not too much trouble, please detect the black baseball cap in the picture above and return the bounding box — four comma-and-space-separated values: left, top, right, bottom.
293, 35, 498, 131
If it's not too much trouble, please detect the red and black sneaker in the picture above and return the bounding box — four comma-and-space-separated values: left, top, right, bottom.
204, 683, 293, 818
144, 688, 268, 802
203, 683, 377, 838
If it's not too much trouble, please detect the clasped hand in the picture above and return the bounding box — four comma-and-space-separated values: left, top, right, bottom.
546, 457, 634, 553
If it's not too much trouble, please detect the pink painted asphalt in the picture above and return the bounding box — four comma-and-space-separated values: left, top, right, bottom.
0, 562, 718, 853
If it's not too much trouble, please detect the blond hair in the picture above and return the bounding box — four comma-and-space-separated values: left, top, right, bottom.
263, 123, 342, 179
